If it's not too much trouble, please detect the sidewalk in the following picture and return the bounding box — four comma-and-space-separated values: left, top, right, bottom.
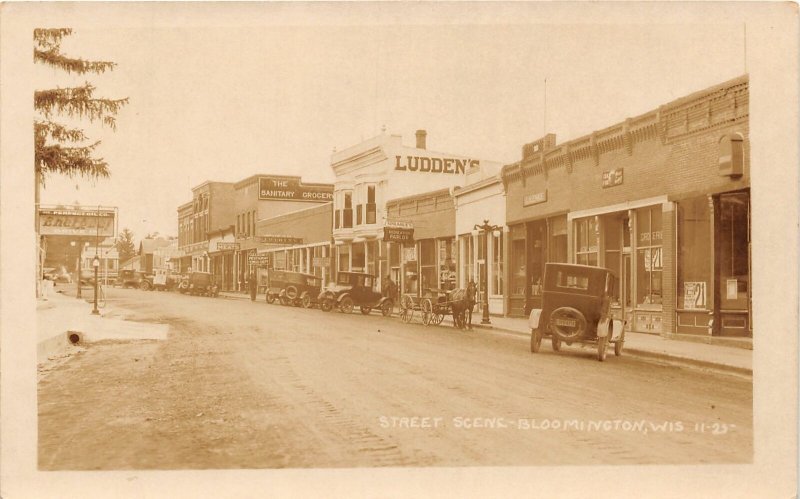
37, 288, 169, 364
219, 291, 752, 375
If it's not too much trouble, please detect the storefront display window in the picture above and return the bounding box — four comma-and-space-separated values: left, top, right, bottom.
352, 242, 365, 272
460, 235, 474, 286
419, 239, 437, 294
338, 245, 349, 272
491, 234, 503, 295
403, 242, 417, 294
511, 235, 525, 296
438, 239, 456, 290
575, 217, 598, 266
718, 192, 750, 310
677, 197, 711, 310
636, 206, 663, 307
366, 240, 378, 276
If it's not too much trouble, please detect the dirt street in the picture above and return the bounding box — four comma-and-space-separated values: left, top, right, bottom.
38, 287, 752, 469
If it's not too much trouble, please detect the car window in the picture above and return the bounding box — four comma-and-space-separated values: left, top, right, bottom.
337, 274, 349, 285
364, 277, 372, 287
556, 271, 589, 290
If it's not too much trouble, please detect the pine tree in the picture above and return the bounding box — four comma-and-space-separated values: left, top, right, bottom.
34, 28, 128, 186
116, 228, 136, 264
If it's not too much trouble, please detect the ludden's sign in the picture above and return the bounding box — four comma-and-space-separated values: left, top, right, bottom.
394, 156, 477, 174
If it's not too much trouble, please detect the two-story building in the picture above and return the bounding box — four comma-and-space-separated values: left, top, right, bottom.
330, 129, 503, 294
176, 181, 236, 273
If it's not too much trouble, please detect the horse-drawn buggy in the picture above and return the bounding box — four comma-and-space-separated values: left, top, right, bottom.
398, 286, 472, 329
265, 269, 323, 308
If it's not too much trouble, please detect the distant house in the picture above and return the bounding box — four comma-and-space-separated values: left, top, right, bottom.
139, 237, 173, 274
81, 236, 120, 279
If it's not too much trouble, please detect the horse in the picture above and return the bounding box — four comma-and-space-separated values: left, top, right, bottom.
447, 287, 470, 330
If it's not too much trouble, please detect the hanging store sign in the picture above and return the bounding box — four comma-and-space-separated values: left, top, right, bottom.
385, 220, 413, 229
39, 208, 116, 237
394, 156, 477, 174
523, 190, 548, 207
383, 227, 414, 242
259, 235, 304, 245
683, 282, 707, 310
247, 254, 271, 266
258, 177, 333, 202
602, 168, 624, 188
216, 242, 240, 251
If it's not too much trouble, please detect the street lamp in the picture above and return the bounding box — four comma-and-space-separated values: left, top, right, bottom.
91, 256, 100, 315
473, 219, 502, 325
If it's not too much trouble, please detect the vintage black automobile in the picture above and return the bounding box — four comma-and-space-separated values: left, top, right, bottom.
528, 263, 625, 361
317, 271, 393, 316
177, 271, 219, 297
116, 269, 147, 289
265, 270, 323, 308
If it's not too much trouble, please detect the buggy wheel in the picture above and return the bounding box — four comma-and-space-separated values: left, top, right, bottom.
551, 336, 562, 352
399, 295, 413, 323
597, 334, 608, 362
530, 328, 542, 353
320, 298, 333, 312
434, 310, 445, 325
339, 296, 354, 314
301, 294, 313, 309
421, 299, 434, 326
381, 299, 393, 317
360, 306, 372, 315
266, 293, 276, 304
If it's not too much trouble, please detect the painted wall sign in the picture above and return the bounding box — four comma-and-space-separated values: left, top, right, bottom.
522, 190, 548, 207
259, 235, 304, 245
683, 281, 707, 310
248, 254, 271, 266
216, 242, 240, 251
383, 227, 414, 242
602, 168, 624, 188
394, 156, 477, 174
39, 208, 116, 237
258, 177, 333, 202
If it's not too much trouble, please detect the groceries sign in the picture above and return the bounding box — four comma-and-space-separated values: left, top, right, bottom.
259, 177, 333, 202
39, 208, 116, 237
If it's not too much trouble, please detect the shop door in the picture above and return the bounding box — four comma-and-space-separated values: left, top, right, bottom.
476, 260, 486, 306
717, 191, 751, 336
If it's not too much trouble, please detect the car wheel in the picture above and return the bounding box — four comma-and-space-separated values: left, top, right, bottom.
597, 334, 608, 362
530, 328, 542, 353
360, 306, 372, 315
381, 300, 393, 317
266, 293, 276, 304
285, 286, 298, 301
301, 294, 313, 309
320, 298, 333, 312
339, 296, 354, 314
279, 296, 290, 306
551, 336, 562, 352
139, 281, 151, 291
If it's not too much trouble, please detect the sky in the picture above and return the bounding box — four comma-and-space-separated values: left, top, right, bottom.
35, 6, 750, 242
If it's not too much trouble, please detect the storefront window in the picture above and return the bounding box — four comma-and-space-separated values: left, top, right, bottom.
718, 192, 750, 310
366, 240, 378, 276
677, 197, 711, 310
419, 239, 437, 294
403, 243, 418, 294
460, 235, 474, 286
636, 206, 663, 307
511, 233, 526, 296
338, 245, 350, 272
352, 242, 365, 271
438, 239, 456, 291
492, 233, 503, 295
574, 217, 598, 266
548, 216, 568, 263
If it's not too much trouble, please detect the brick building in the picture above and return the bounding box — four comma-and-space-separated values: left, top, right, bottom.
501, 75, 750, 337
175, 181, 236, 273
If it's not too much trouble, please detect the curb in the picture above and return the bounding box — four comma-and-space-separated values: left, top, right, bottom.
469, 323, 752, 376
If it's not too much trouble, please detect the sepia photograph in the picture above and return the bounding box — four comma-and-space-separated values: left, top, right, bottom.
1, 2, 797, 498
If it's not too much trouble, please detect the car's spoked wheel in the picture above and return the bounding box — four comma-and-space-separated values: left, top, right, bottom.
301, 294, 313, 309
320, 298, 333, 312
421, 299, 433, 326
530, 328, 542, 353
597, 334, 608, 362
381, 300, 393, 317
340, 296, 354, 314
266, 293, 275, 304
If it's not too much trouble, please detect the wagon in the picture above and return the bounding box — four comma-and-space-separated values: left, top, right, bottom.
265, 270, 323, 308
399, 287, 468, 328
528, 263, 625, 361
